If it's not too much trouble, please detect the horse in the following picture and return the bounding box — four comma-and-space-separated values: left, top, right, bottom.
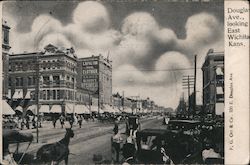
35, 128, 74, 165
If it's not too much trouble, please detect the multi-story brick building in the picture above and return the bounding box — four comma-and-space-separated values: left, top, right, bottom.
8, 44, 91, 115
77, 55, 112, 107
2, 20, 11, 99
202, 49, 224, 116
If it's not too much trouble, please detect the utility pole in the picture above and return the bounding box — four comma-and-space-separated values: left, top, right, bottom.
35, 53, 40, 143
182, 75, 194, 114
194, 55, 197, 115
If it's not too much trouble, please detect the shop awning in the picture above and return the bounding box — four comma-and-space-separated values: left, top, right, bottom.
91, 106, 98, 112
12, 89, 23, 99
26, 105, 37, 115
75, 105, 91, 114
65, 104, 74, 114
24, 90, 31, 99
39, 105, 50, 113
123, 107, 132, 113
75, 105, 84, 114
2, 100, 15, 115
50, 105, 62, 113
15, 106, 23, 111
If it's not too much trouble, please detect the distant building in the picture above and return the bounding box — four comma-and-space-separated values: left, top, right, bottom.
8, 44, 91, 115
112, 92, 123, 110
2, 20, 11, 99
77, 55, 112, 106
202, 49, 224, 116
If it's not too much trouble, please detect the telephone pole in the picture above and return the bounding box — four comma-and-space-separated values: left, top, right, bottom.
194, 55, 197, 115
182, 75, 194, 114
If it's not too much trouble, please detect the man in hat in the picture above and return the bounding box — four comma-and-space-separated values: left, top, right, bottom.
111, 124, 122, 163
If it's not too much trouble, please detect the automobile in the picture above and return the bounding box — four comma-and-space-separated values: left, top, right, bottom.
135, 128, 203, 164
167, 120, 201, 132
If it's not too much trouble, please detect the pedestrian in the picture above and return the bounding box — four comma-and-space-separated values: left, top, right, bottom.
59, 115, 65, 128
32, 116, 36, 129
25, 116, 30, 129
78, 115, 83, 128
52, 117, 57, 128
111, 125, 122, 163
69, 116, 74, 128
21, 120, 25, 130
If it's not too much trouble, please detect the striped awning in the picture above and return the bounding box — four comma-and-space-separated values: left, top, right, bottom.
65, 103, 74, 114
12, 89, 23, 99
2, 100, 15, 115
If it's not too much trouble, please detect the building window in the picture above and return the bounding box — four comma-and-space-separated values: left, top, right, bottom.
3, 29, 9, 44
57, 90, 60, 100
28, 77, 32, 86
43, 90, 46, 100
53, 75, 60, 85
15, 77, 23, 86
30, 91, 35, 100
8, 78, 11, 86
53, 90, 56, 100
43, 76, 50, 85
47, 90, 50, 100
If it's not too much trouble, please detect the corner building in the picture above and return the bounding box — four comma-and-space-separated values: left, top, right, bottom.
202, 49, 224, 116
8, 44, 91, 114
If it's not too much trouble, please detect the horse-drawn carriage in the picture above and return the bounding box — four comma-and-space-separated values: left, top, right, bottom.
2, 128, 74, 165
2, 129, 33, 165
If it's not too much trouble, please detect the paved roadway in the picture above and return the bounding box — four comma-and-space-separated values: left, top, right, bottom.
9, 116, 163, 164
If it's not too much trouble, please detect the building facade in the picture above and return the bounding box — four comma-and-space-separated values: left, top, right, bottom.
8, 44, 91, 114
77, 55, 112, 106
2, 21, 11, 99
202, 49, 224, 116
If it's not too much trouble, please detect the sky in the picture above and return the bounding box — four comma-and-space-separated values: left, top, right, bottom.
3, 0, 224, 109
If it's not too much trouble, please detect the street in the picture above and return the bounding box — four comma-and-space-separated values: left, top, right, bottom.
10, 117, 163, 164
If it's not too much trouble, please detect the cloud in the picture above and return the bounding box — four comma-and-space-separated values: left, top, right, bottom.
121, 12, 159, 38
72, 1, 110, 33
5, 2, 224, 108
177, 12, 223, 56
38, 33, 72, 50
